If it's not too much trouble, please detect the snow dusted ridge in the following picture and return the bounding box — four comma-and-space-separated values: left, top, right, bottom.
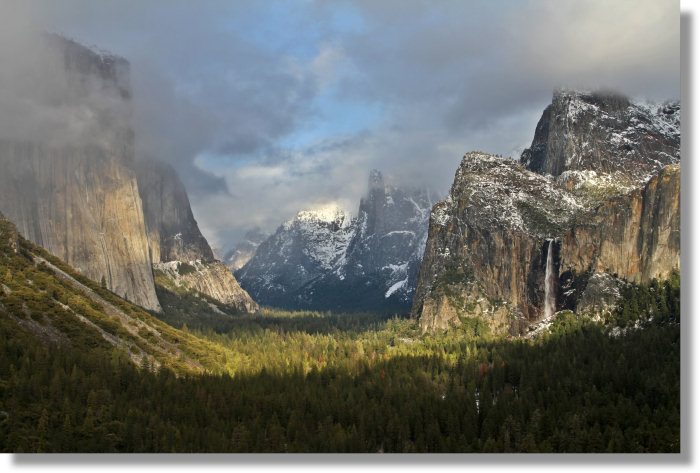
282, 203, 355, 271
236, 171, 437, 312
415, 89, 680, 336
235, 202, 358, 308
439, 151, 584, 237
521, 90, 680, 193
287, 203, 352, 228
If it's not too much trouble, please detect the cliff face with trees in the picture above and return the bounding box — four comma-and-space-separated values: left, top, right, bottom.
411, 152, 583, 334
556, 165, 680, 316
413, 91, 680, 334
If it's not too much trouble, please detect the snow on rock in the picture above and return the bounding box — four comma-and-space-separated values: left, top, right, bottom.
285, 203, 352, 229
415, 89, 680, 337
445, 151, 585, 237
521, 90, 680, 190
236, 171, 437, 311
154, 259, 258, 313
385, 278, 408, 298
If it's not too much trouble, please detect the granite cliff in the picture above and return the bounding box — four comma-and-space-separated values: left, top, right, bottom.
557, 165, 680, 314
153, 260, 258, 313
0, 36, 257, 314
521, 90, 680, 187
135, 158, 258, 313
135, 158, 215, 264
0, 36, 160, 311
411, 151, 585, 334
413, 90, 680, 334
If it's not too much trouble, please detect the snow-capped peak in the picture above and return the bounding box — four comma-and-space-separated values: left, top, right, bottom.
236, 170, 437, 311
290, 203, 350, 226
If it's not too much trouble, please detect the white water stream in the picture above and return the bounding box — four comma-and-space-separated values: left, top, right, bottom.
544, 239, 555, 320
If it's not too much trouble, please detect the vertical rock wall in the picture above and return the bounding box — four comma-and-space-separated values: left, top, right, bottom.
559, 165, 680, 285
134, 158, 215, 264
0, 36, 160, 311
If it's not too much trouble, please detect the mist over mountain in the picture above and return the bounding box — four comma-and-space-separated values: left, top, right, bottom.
0, 34, 160, 310
224, 228, 269, 272
236, 170, 436, 312
134, 158, 258, 313
1, 1, 677, 252
0, 34, 256, 314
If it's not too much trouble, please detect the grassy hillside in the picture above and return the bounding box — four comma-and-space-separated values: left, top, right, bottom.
151, 268, 246, 331
0, 214, 231, 376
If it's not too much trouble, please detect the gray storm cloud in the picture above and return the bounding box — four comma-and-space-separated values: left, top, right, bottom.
0, 0, 681, 251
0, 27, 132, 150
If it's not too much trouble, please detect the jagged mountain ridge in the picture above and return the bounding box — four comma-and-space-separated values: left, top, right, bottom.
236, 171, 435, 312
341, 170, 435, 302
413, 90, 680, 334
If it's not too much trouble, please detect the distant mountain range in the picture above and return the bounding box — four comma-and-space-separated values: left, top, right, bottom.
0, 34, 681, 338
235, 170, 437, 313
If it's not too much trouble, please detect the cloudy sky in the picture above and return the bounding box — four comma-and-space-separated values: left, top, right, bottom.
0, 0, 681, 252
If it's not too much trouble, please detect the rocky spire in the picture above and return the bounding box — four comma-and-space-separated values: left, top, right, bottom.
520, 89, 679, 183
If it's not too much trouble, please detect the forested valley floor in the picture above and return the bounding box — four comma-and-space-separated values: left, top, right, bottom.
0, 216, 681, 452
1, 280, 680, 452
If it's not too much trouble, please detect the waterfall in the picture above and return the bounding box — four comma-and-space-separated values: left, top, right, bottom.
544, 239, 555, 319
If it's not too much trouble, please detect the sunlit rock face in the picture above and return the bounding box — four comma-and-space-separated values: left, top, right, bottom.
413, 90, 680, 335
237, 171, 436, 312
411, 151, 584, 335
0, 35, 160, 311
224, 228, 269, 272
154, 260, 259, 313
558, 165, 680, 289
